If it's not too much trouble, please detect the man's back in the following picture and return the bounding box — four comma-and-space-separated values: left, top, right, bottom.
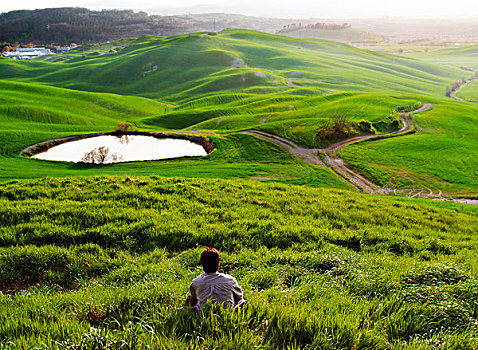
190, 271, 243, 311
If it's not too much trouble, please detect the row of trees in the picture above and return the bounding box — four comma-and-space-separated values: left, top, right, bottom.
279, 22, 352, 33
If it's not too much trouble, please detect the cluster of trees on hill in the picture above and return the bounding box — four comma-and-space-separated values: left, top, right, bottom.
279, 22, 352, 33
0, 8, 195, 45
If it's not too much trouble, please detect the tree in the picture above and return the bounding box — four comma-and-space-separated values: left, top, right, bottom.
115, 122, 133, 134
315, 114, 357, 141
445, 86, 451, 97
82, 146, 120, 164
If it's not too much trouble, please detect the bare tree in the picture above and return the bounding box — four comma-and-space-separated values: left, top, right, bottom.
82, 146, 121, 164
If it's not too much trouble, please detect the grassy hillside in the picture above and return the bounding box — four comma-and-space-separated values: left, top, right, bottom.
0, 29, 466, 99
1, 27, 478, 349
278, 26, 385, 43
408, 44, 478, 68
0, 176, 477, 349
0, 30, 477, 194
0, 80, 350, 189
339, 99, 478, 195
152, 92, 419, 145
456, 80, 478, 102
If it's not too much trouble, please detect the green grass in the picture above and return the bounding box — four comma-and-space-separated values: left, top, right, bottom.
1, 28, 478, 349
0, 29, 466, 99
339, 100, 478, 195
0, 31, 477, 193
456, 80, 478, 102
0, 80, 349, 189
0, 176, 477, 349
407, 44, 478, 69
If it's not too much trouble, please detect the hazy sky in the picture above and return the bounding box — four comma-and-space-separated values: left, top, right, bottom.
2, 0, 478, 18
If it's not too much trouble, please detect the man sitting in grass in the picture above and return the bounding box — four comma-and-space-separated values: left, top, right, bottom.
186, 247, 245, 312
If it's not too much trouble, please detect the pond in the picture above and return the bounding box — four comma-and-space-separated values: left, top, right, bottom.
31, 135, 208, 163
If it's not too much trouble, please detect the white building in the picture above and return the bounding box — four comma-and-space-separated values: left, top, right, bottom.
2, 47, 52, 60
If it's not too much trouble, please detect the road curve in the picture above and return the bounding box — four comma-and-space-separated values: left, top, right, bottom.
242, 130, 325, 166
324, 103, 432, 154
319, 104, 432, 193
243, 104, 432, 194
163, 105, 476, 204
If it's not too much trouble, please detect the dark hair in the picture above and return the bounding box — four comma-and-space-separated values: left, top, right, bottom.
200, 248, 221, 273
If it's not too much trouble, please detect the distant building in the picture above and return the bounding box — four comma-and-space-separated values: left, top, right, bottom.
56, 46, 71, 53
56, 44, 78, 53
2, 47, 52, 60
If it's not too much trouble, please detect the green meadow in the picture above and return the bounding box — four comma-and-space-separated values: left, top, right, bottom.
1, 177, 477, 349
456, 80, 478, 102
0, 29, 478, 349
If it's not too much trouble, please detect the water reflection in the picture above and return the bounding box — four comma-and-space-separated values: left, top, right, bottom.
116, 135, 131, 145
32, 135, 207, 163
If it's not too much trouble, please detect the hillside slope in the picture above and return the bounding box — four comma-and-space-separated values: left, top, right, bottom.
0, 29, 465, 99
0, 30, 476, 195
0, 176, 477, 348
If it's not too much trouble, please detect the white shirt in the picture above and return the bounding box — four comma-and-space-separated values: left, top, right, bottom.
190, 272, 243, 311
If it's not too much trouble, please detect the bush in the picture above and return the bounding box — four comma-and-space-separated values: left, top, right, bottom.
315, 114, 358, 141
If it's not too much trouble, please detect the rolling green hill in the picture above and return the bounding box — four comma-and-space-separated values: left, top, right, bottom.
0, 79, 349, 188
0, 29, 477, 195
407, 44, 478, 68
1, 27, 478, 349
0, 29, 466, 99
456, 80, 478, 101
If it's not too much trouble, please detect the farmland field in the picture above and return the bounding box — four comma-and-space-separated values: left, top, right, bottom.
1, 29, 478, 349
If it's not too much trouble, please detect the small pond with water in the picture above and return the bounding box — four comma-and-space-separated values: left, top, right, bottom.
31, 135, 207, 163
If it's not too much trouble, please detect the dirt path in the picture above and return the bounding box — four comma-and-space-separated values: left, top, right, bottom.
243, 105, 476, 205
243, 105, 430, 193
318, 104, 432, 194
242, 130, 326, 166
324, 104, 431, 154
147, 106, 476, 205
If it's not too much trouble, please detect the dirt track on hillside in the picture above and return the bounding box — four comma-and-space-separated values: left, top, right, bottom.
165, 105, 476, 205
241, 104, 477, 205
244, 104, 431, 194
318, 104, 432, 194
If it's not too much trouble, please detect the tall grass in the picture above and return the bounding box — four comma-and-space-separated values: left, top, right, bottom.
0, 176, 477, 348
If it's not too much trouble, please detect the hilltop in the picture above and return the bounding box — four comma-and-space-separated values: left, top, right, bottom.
278, 22, 385, 43
0, 8, 190, 45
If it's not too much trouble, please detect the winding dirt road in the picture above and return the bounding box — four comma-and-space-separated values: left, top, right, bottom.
149, 105, 476, 204
176, 105, 476, 204
244, 104, 436, 196
241, 130, 325, 166
319, 104, 432, 193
